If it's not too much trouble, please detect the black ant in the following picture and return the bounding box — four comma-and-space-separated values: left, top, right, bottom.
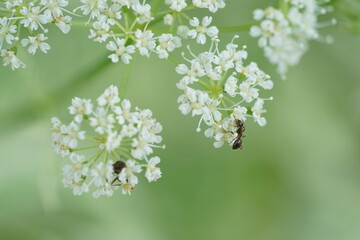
111, 160, 126, 185
232, 119, 245, 150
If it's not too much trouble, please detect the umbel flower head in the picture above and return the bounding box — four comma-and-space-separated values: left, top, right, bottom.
74, 0, 225, 66
250, 0, 335, 78
51, 85, 164, 197
176, 35, 273, 149
0, 0, 74, 69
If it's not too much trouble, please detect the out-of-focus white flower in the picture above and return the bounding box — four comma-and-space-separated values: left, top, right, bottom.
250, 1, 334, 78
164, 14, 174, 25
192, 0, 225, 13
165, 0, 187, 12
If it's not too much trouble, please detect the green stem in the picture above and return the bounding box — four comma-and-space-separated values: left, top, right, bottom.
217, 71, 229, 87
223, 95, 236, 105
0, 8, 12, 12
279, 0, 289, 14
115, 21, 127, 33
119, 55, 135, 98
90, 149, 105, 168
102, 151, 109, 163
0, 55, 113, 134
112, 151, 120, 159
197, 80, 212, 90
168, 53, 181, 66
118, 149, 132, 159
71, 22, 91, 29
71, 145, 99, 152
151, 0, 164, 15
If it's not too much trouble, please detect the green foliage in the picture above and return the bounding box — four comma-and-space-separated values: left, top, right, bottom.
333, 0, 360, 34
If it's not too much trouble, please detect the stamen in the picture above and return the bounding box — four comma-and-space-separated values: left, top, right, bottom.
317, 18, 337, 28
196, 115, 204, 132
186, 45, 198, 59
143, 18, 154, 31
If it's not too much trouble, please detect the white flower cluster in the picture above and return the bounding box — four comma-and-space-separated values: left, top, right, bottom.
51, 85, 164, 197
250, 0, 333, 78
75, 0, 183, 63
74, 0, 227, 64
176, 36, 273, 148
0, 0, 74, 70
165, 0, 225, 13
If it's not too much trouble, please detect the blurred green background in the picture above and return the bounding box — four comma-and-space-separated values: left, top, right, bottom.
1, 1, 360, 239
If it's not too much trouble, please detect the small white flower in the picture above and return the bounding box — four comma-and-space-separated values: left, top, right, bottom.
1, 49, 26, 70
62, 121, 86, 149
90, 107, 115, 134
97, 85, 120, 107
145, 157, 162, 182
251, 99, 267, 126
164, 14, 174, 25
4, 0, 23, 9
93, 183, 116, 198
188, 16, 219, 44
105, 130, 122, 152
90, 161, 114, 187
132, 2, 152, 24
166, 0, 187, 12
40, 0, 70, 18
225, 75, 238, 97
20, 6, 52, 31
192, 0, 225, 13
239, 82, 259, 103
21, 34, 51, 55
0, 18, 17, 48
89, 21, 111, 42
177, 25, 190, 39
106, 38, 135, 64
118, 160, 142, 187
68, 97, 93, 123
135, 29, 156, 57
54, 15, 72, 34
62, 177, 89, 196
231, 106, 248, 121
156, 33, 182, 59
131, 137, 153, 159
62, 153, 89, 182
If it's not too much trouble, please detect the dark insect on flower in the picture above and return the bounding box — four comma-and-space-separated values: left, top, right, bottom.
111, 160, 126, 185
113, 160, 126, 174
232, 119, 245, 150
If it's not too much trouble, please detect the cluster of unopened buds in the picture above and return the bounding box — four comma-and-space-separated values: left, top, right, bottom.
51, 85, 164, 197
1, 0, 333, 197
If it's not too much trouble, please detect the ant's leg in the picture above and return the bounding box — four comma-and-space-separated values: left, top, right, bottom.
111, 176, 118, 185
